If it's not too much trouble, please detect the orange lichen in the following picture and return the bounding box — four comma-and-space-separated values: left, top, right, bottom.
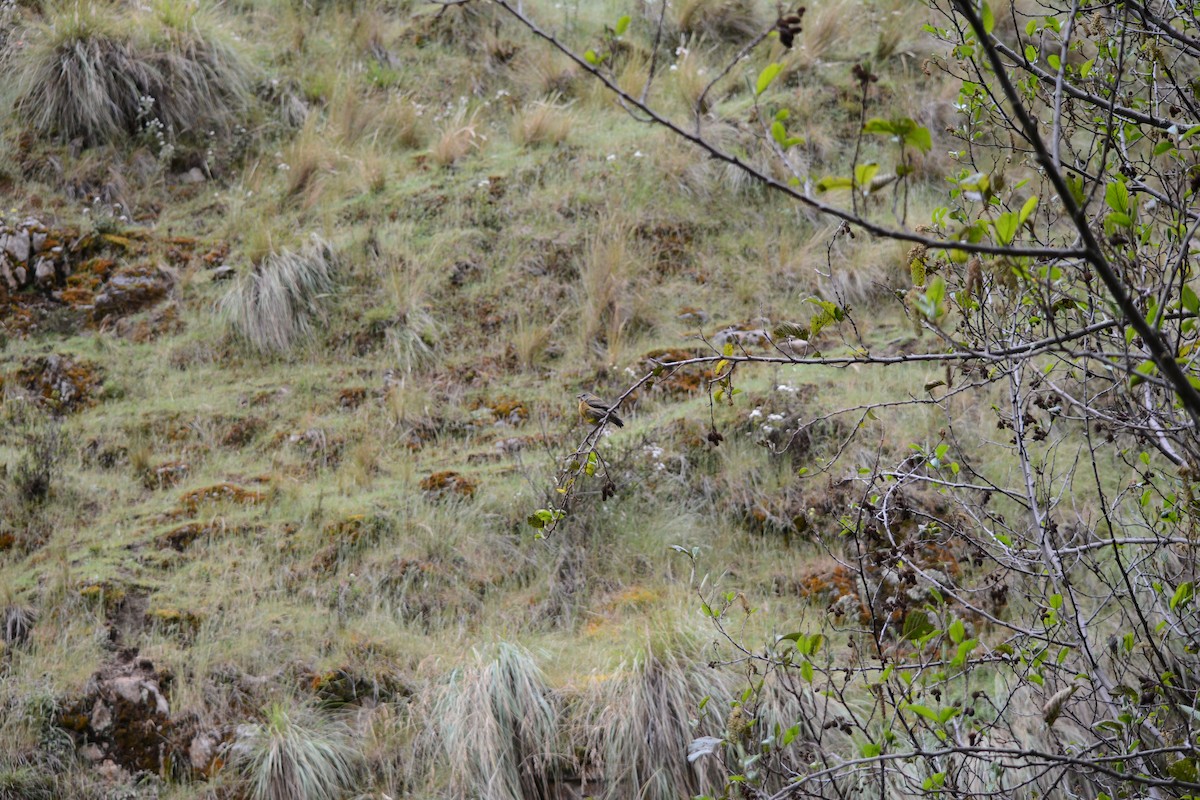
13, 354, 104, 412
606, 586, 661, 610
178, 483, 266, 514
419, 470, 477, 498
636, 348, 713, 397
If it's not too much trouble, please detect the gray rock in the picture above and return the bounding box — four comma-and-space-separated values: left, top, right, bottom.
31, 231, 47, 253
80, 743, 105, 762
4, 231, 30, 263
34, 258, 55, 286
212, 265, 236, 281
91, 698, 112, 732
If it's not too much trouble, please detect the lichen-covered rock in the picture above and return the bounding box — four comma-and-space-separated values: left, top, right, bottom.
93, 264, 171, 321
12, 353, 105, 413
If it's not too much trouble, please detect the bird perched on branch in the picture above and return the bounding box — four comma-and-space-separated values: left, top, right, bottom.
577, 392, 624, 427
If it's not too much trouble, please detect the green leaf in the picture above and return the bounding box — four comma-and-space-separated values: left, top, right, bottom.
854, 162, 880, 190
801, 660, 814, 682
774, 322, 810, 339
993, 212, 1019, 245
949, 619, 965, 644
614, 14, 630, 35
756, 63, 783, 96
771, 120, 788, 147
584, 49, 600, 65
1129, 359, 1157, 388
1105, 180, 1130, 214
902, 610, 934, 641
981, 1, 995, 34
1019, 195, 1038, 225
904, 703, 939, 723
859, 742, 882, 758
1171, 581, 1194, 612
905, 125, 933, 153
816, 176, 853, 192
862, 118, 896, 135
781, 724, 800, 747
1181, 286, 1199, 315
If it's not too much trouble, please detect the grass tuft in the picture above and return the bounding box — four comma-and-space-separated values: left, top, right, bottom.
430, 642, 561, 800
511, 95, 574, 148
221, 235, 336, 353
573, 635, 731, 800
9, 0, 249, 150
229, 702, 362, 800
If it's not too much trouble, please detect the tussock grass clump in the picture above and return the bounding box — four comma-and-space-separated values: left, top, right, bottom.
511, 96, 574, 148
430, 106, 482, 166
430, 642, 561, 800
221, 236, 336, 353
229, 702, 362, 800
8, 0, 250, 149
664, 0, 764, 43
573, 636, 731, 800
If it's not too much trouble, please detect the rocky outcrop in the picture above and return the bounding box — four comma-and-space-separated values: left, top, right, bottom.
57, 649, 223, 779
0, 218, 67, 295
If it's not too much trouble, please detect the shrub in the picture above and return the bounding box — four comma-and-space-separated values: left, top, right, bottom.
221, 236, 336, 353
7, 0, 250, 150
229, 702, 362, 800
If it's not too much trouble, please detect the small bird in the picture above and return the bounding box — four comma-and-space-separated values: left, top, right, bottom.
577, 392, 624, 427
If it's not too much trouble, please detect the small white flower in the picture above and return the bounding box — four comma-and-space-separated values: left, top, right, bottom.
749, 408, 763, 419
606, 153, 617, 161
762, 425, 774, 433
633, 150, 645, 158
768, 413, 784, 422
669, 64, 678, 71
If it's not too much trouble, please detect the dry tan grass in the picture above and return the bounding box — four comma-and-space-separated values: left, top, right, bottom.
578, 221, 636, 361
511, 46, 581, 99
669, 0, 764, 43
430, 106, 482, 166
510, 96, 574, 147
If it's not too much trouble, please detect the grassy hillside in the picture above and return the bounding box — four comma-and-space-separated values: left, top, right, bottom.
0, 0, 967, 796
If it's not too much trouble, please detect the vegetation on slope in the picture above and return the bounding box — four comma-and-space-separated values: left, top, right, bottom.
4, 0, 1194, 797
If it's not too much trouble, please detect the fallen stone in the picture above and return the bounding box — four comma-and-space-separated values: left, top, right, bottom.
212, 265, 236, 281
